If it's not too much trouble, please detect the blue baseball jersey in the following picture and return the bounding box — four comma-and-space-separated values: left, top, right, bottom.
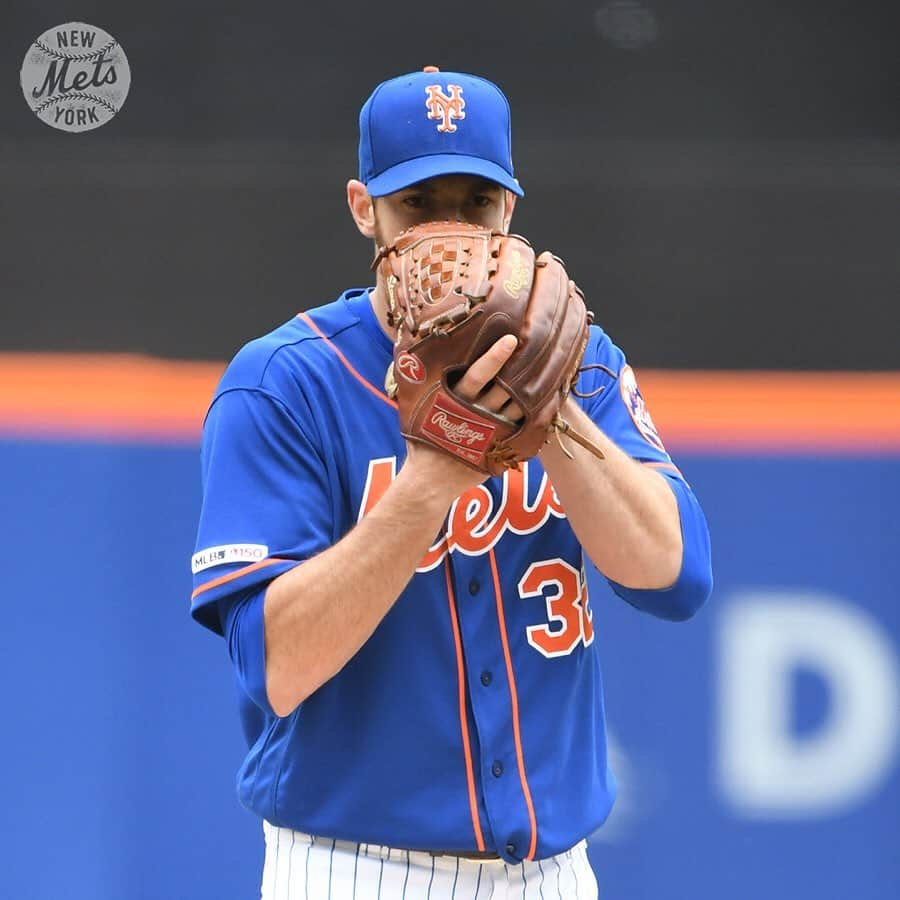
190, 288, 712, 865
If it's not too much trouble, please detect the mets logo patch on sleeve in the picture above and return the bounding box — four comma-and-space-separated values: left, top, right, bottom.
192, 543, 268, 574
619, 365, 666, 452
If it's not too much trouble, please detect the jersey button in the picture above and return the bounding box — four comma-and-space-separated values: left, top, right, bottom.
468, 578, 480, 595
505, 842, 517, 857
480, 670, 493, 686
491, 760, 503, 778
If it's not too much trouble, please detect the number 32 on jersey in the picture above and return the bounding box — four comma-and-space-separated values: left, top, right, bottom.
519, 559, 594, 658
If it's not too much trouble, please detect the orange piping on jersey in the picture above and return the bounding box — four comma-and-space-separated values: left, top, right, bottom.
443, 556, 487, 851
488, 548, 539, 861
297, 313, 398, 410
643, 461, 683, 478
190, 557, 291, 601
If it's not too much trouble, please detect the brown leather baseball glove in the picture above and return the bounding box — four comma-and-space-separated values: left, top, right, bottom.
374, 221, 604, 476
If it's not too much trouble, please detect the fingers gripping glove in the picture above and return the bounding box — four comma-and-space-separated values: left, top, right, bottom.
374, 221, 605, 476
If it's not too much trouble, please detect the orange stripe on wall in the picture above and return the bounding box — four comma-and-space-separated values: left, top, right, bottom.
638, 370, 900, 452
0, 354, 899, 451
0, 353, 224, 442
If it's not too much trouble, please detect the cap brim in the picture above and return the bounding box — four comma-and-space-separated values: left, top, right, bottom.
366, 154, 525, 198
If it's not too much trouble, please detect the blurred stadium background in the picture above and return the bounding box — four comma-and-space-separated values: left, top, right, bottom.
1, 1, 897, 897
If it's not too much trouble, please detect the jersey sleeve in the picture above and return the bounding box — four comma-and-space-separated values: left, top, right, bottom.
576, 328, 713, 621
190, 386, 335, 635
220, 586, 273, 716
578, 328, 681, 474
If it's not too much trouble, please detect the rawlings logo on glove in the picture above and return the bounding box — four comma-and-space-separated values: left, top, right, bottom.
396, 351, 426, 383
429, 412, 490, 447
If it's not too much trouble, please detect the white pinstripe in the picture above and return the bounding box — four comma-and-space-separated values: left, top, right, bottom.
261, 824, 598, 899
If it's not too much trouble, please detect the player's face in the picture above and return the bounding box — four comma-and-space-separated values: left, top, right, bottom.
373, 174, 510, 248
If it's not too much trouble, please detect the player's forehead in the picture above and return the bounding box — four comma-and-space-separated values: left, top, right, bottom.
396, 174, 503, 195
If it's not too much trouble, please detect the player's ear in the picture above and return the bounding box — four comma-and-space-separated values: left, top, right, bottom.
347, 179, 376, 239
502, 189, 516, 233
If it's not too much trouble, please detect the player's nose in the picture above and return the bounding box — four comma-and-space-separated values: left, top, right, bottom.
432, 204, 466, 222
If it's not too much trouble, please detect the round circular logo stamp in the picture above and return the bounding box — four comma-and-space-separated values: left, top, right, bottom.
397, 351, 426, 384
619, 365, 666, 452
20, 22, 130, 132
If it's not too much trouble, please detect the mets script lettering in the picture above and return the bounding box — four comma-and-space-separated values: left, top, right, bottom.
359, 457, 566, 572
32, 53, 117, 100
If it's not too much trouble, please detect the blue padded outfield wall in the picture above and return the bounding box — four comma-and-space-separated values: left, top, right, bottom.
2, 437, 898, 899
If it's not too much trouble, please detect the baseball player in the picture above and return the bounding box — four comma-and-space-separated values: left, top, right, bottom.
191, 67, 712, 899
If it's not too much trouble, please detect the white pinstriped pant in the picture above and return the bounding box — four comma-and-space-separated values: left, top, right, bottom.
261, 822, 599, 899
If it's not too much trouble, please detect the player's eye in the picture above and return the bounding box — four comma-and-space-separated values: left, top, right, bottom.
471, 194, 493, 208
403, 194, 427, 209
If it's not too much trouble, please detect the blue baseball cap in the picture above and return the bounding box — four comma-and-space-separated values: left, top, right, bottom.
358, 66, 524, 198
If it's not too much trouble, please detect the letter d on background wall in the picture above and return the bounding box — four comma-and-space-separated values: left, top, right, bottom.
717, 591, 900, 817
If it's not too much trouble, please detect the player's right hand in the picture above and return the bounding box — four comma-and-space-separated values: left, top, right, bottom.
402, 334, 519, 498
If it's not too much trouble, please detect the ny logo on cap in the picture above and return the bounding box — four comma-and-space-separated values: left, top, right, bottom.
425, 84, 465, 133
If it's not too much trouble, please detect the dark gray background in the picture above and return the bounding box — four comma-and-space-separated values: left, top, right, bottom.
3, 0, 898, 368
